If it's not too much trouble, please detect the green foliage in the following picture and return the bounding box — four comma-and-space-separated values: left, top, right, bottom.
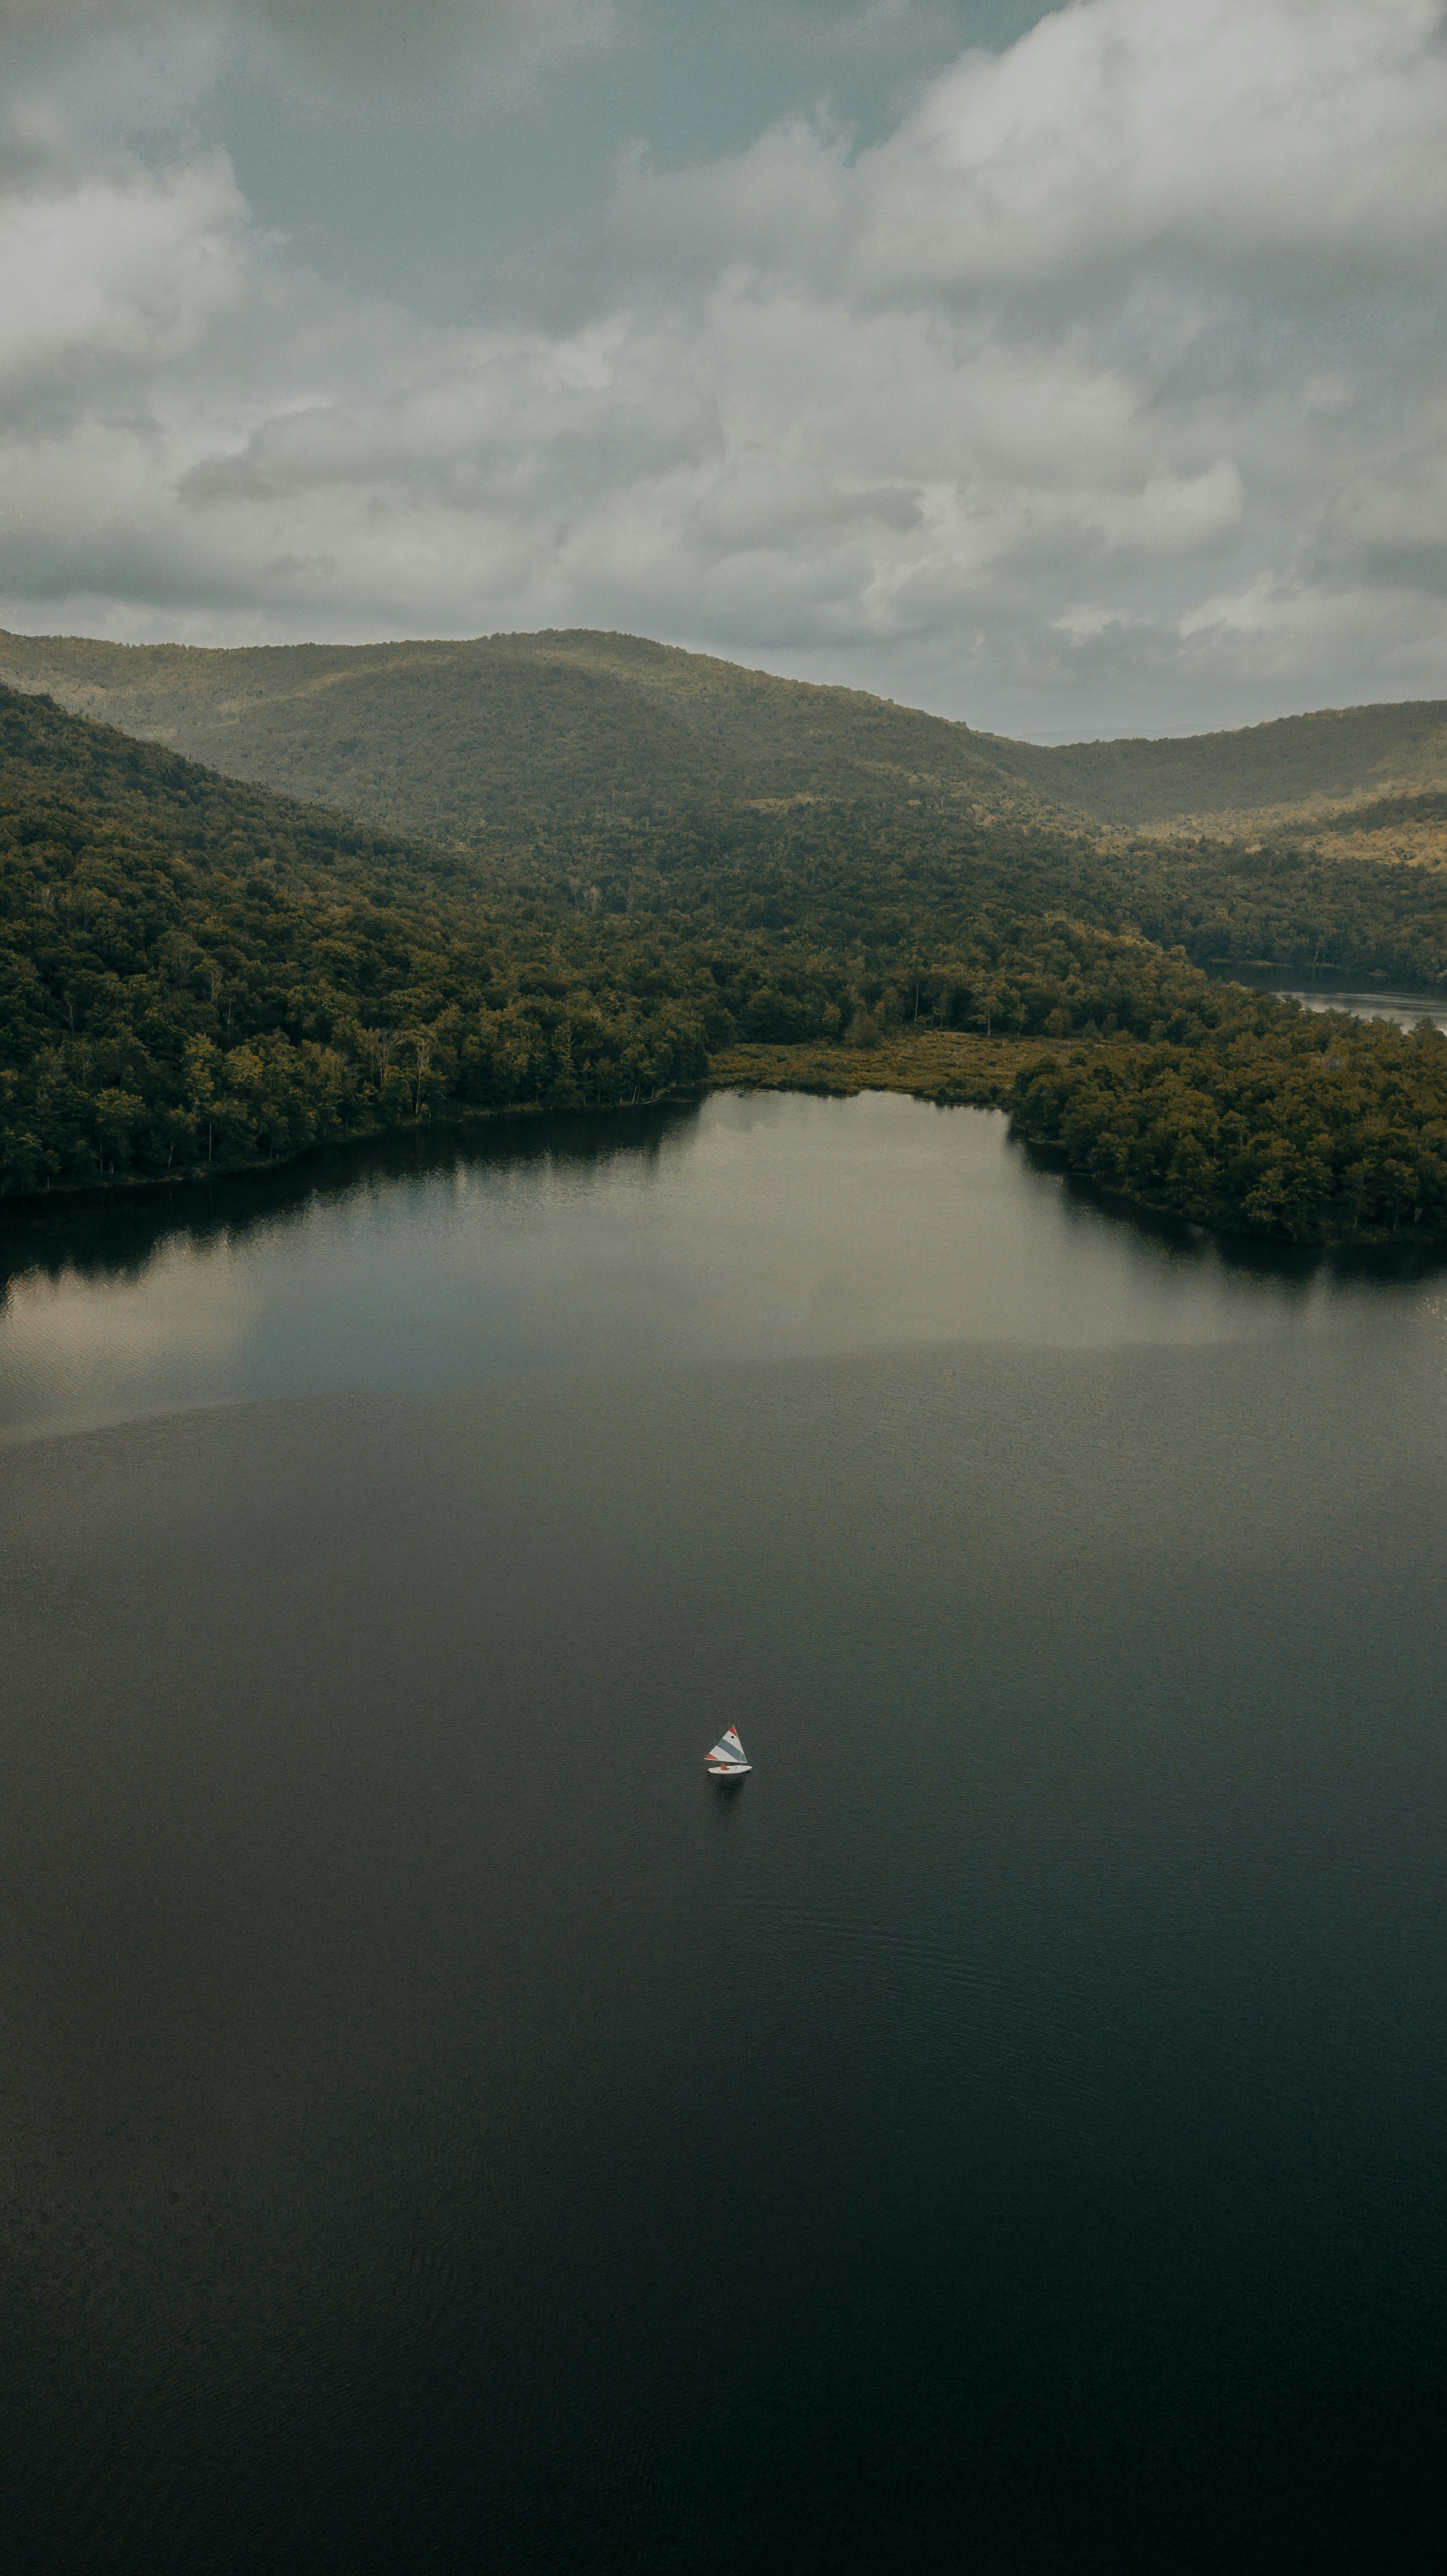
1085, 834, 1447, 987
0, 688, 714, 1194
1010, 1012, 1447, 1242
984, 700, 1447, 827
6, 624, 1447, 836
8, 661, 1447, 1246
0, 628, 1037, 844
11, 620, 1447, 984
505, 786, 1447, 992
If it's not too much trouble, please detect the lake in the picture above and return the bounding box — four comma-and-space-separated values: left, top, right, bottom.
1216, 964, 1447, 1034
3, 1091, 1446, 2572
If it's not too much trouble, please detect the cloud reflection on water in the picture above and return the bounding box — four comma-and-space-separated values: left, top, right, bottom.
1, 1090, 1442, 1442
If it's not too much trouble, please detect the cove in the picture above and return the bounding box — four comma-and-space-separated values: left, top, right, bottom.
3, 1088, 1442, 1443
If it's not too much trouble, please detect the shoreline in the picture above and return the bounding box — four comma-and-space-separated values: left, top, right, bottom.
5, 1030, 1447, 1255
0, 1034, 1063, 1215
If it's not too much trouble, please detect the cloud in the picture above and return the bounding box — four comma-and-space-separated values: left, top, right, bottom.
601, 0, 1447, 300
0, 158, 251, 411
3, 0, 1447, 733
861, 0, 1447, 289
0, 0, 618, 113
245, 0, 618, 107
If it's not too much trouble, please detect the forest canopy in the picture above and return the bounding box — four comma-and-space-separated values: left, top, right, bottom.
3, 676, 1447, 1244
0, 687, 718, 1194
6, 624, 1447, 841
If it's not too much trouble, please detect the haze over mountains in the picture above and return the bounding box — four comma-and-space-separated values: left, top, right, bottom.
3, 628, 1446, 851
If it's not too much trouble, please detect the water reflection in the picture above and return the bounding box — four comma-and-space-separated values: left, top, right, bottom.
1286, 988, 1447, 1034
1212, 961, 1447, 1034
2, 1090, 1442, 1442
0, 1102, 696, 1295
1021, 1140, 1447, 1285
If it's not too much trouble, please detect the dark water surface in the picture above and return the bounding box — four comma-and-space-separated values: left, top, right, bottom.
3, 1095, 1446, 2571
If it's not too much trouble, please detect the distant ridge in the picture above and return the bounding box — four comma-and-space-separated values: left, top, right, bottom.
2, 624, 1446, 843
985, 699, 1447, 829
0, 628, 1035, 844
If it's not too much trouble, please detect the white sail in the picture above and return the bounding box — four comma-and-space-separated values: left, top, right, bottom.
705, 1727, 748, 1767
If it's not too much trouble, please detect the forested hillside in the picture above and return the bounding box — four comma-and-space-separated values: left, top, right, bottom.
0, 628, 1035, 843
516, 791, 1447, 990
990, 699, 1447, 827
0, 680, 1275, 1195
4, 623, 1447, 841
5, 677, 1447, 1243
0, 687, 717, 1193
1008, 1019, 1447, 1241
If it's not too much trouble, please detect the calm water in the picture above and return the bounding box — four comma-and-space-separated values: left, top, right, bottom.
1279, 985, 1447, 1033
1221, 965, 1447, 1033
3, 1093, 1446, 2571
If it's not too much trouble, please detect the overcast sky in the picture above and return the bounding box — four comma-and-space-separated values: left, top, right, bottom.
3, 0, 1447, 738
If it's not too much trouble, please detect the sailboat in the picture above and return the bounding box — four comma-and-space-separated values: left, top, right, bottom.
705, 1726, 751, 1779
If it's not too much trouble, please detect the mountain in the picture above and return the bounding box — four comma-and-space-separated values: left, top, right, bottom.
0, 628, 1036, 845
0, 681, 715, 1196
989, 700, 1447, 830
0, 669, 469, 900
3, 624, 1447, 845
9, 675, 1447, 1245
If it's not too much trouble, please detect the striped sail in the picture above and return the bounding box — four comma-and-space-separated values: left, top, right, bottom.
706, 1727, 748, 1767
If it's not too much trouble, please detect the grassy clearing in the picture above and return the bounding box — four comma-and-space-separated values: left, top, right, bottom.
707, 1031, 1077, 1107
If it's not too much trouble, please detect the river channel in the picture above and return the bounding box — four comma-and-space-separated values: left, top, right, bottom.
2, 1091, 1445, 2571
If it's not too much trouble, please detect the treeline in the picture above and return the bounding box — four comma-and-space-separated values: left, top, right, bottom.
0, 682, 1269, 1199
491, 778, 1447, 990
1094, 833, 1447, 988
1010, 1011, 1447, 1243
0, 689, 716, 1194
7, 677, 1447, 1244
0, 687, 1065, 1194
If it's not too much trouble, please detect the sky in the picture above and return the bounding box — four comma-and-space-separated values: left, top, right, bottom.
3, 0, 1447, 739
